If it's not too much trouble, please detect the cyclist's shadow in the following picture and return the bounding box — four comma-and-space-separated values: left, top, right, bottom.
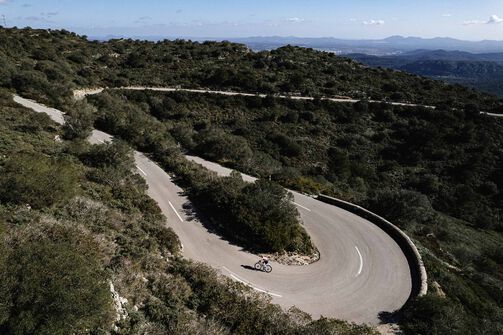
241, 265, 260, 271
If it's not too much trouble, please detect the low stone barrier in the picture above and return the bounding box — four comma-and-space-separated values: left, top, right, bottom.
317, 194, 427, 300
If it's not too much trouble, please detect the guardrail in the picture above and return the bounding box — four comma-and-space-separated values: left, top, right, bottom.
317, 194, 427, 300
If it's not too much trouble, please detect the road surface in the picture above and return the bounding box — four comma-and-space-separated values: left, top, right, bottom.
76, 87, 503, 117
482, 111, 503, 118
14, 94, 412, 325
74, 86, 437, 109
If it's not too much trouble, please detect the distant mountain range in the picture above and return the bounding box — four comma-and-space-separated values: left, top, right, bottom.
226, 36, 503, 55
345, 50, 503, 96
91, 35, 503, 55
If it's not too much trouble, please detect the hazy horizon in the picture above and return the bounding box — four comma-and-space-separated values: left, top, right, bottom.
1, 0, 503, 41
85, 34, 503, 43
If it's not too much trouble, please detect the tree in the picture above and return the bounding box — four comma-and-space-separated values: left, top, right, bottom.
63, 100, 97, 140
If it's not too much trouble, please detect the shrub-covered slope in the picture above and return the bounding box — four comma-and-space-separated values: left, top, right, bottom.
0, 90, 377, 334
2, 26, 503, 334
87, 89, 503, 335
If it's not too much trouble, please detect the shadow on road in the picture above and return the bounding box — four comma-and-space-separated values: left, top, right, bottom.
241, 265, 260, 271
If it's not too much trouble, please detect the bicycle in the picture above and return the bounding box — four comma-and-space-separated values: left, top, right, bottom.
254, 260, 272, 273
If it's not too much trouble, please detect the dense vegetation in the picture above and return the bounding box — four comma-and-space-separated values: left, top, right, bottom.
2, 26, 503, 334
183, 173, 312, 253
86, 89, 503, 334
1, 26, 502, 113
85, 91, 313, 254
109, 89, 503, 230
0, 90, 376, 334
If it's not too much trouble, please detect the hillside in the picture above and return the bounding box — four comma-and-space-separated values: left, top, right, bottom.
84, 87, 503, 334
0, 89, 377, 334
1, 27, 501, 111
1, 27, 503, 335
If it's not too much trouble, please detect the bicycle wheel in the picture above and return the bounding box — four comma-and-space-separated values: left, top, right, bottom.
264, 265, 272, 273
254, 262, 262, 270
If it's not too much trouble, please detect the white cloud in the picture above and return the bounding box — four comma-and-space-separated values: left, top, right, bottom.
363, 19, 385, 26
463, 15, 503, 26
349, 18, 357, 22
463, 20, 480, 25
487, 15, 503, 24
442, 13, 452, 17
286, 17, 305, 23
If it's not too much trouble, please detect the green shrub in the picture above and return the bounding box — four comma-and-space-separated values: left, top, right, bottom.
188, 171, 312, 253
0, 223, 114, 335
0, 152, 80, 209
400, 295, 469, 335
365, 189, 436, 230
63, 100, 97, 140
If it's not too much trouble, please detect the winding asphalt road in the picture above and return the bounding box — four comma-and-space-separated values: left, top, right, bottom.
73, 86, 437, 109
13, 94, 413, 324
75, 86, 503, 117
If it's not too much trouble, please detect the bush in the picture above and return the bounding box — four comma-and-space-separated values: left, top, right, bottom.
365, 189, 435, 230
195, 129, 253, 163
400, 295, 469, 335
188, 170, 312, 253
63, 100, 97, 140
0, 222, 10, 326
0, 153, 80, 209
0, 223, 114, 335
269, 132, 302, 157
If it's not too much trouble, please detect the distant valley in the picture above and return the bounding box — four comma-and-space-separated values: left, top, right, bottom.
345, 50, 503, 97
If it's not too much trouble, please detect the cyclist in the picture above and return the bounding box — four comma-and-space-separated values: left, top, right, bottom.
254, 256, 272, 273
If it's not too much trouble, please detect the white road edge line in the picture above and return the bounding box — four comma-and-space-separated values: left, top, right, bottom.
355, 246, 363, 277
292, 201, 311, 212
168, 201, 184, 222
222, 266, 283, 298
136, 165, 148, 176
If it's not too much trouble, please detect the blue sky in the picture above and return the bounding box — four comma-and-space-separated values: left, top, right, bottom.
1, 0, 503, 40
